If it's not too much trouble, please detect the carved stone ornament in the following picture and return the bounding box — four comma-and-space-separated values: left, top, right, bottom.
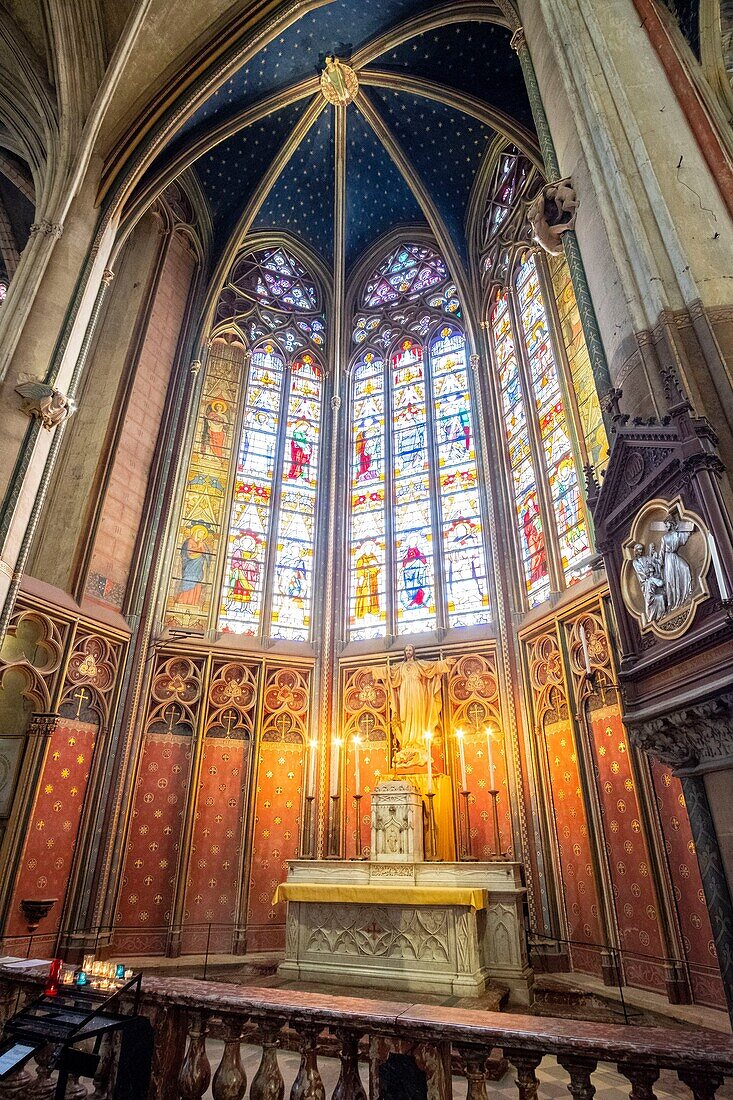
527, 177, 578, 254
620, 497, 709, 639
370, 779, 424, 863
629, 692, 733, 769
15, 376, 76, 430
320, 57, 359, 105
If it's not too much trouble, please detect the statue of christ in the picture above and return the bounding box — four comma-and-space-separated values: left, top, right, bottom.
375, 645, 454, 769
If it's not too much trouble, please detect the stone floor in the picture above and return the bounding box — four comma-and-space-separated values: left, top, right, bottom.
201, 1041, 733, 1100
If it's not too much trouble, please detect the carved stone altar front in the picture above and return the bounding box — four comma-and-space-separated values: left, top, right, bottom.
370, 780, 423, 862
277, 859, 533, 1004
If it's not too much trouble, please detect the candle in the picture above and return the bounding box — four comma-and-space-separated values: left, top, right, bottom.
456, 729, 467, 791
353, 736, 361, 796
331, 738, 342, 797
485, 726, 495, 789
579, 622, 591, 674
708, 532, 729, 600
425, 731, 433, 794
308, 739, 318, 797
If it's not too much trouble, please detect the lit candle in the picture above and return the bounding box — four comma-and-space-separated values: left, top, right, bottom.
425, 731, 433, 794
353, 736, 361, 796
331, 738, 342, 797
456, 729, 467, 791
485, 725, 495, 789
308, 739, 318, 797
579, 622, 591, 674
708, 532, 729, 600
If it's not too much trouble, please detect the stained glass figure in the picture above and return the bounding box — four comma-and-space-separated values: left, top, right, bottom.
490, 292, 550, 606
219, 343, 284, 634
348, 244, 490, 638
515, 254, 591, 584
165, 338, 245, 630
271, 354, 322, 640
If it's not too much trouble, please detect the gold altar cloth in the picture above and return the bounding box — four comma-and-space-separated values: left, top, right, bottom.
272, 883, 486, 908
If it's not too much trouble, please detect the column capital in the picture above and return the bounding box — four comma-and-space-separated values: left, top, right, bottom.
629, 691, 733, 770
101, 268, 115, 286
29, 220, 64, 239
27, 712, 60, 737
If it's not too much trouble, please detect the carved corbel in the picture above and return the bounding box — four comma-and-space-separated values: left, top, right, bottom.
527, 177, 578, 254
15, 377, 76, 430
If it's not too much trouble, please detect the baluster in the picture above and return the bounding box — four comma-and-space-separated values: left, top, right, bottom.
250, 1023, 285, 1100
91, 1032, 116, 1100
178, 1011, 212, 1100
678, 1069, 725, 1100
558, 1056, 597, 1100
30, 1043, 58, 1099
505, 1050, 542, 1100
459, 1046, 492, 1100
0, 1064, 34, 1099
333, 1030, 366, 1100
212, 1018, 247, 1100
290, 1027, 325, 1100
65, 1073, 89, 1099
617, 1063, 659, 1100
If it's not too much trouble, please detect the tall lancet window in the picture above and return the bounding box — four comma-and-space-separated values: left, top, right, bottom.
165, 245, 325, 642
348, 243, 490, 640
479, 146, 597, 607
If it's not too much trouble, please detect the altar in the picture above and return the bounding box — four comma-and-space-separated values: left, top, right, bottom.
275, 857, 533, 1003
276, 777, 532, 1003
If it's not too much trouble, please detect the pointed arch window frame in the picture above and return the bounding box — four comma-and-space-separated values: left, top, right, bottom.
347, 240, 492, 641
163, 241, 330, 644
485, 246, 594, 608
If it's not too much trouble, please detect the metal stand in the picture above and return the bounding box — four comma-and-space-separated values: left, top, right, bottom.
353, 794, 364, 859
303, 795, 315, 857
460, 789, 477, 861
328, 793, 340, 857
425, 791, 439, 859
489, 789, 506, 859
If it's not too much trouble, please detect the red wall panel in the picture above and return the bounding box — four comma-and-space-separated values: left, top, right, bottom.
181, 734, 250, 953
587, 701, 666, 993
651, 759, 725, 1008
5, 718, 97, 954
114, 732, 193, 954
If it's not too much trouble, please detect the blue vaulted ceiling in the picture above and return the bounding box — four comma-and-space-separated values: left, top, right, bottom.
138, 1, 537, 280
252, 106, 335, 263
363, 88, 496, 265
346, 107, 427, 269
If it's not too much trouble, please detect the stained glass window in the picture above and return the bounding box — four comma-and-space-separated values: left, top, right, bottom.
349, 244, 490, 639
165, 245, 325, 643
515, 255, 590, 583
491, 294, 549, 606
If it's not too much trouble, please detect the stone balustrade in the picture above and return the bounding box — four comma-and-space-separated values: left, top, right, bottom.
0, 966, 732, 1100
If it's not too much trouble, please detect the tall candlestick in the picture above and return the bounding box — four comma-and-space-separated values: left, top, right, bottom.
425, 731, 433, 794
456, 729, 467, 791
331, 738, 342, 797
579, 622, 591, 674
708, 532, 729, 600
485, 726, 495, 789
308, 739, 318, 797
353, 736, 361, 796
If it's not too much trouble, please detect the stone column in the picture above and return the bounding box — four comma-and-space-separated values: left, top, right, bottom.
517, 0, 733, 439
631, 694, 733, 1022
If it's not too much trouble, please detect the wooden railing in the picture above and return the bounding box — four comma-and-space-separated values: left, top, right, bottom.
1, 967, 732, 1099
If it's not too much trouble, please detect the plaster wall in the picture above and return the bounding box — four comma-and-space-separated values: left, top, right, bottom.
29, 210, 163, 593
85, 227, 197, 612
